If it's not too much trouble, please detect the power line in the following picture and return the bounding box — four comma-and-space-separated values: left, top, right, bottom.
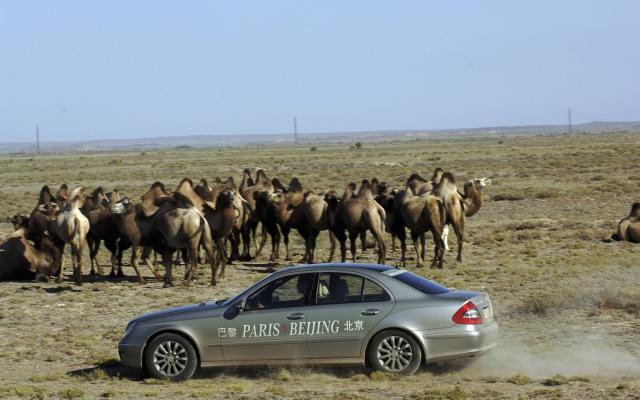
36, 125, 40, 154
293, 117, 298, 144
568, 108, 572, 135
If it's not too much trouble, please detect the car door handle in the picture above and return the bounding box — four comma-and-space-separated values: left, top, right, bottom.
287, 312, 305, 320
361, 309, 379, 316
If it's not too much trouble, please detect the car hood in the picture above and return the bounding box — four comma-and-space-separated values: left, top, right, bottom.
133, 301, 226, 323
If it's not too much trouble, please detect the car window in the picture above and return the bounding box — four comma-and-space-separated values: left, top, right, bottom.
387, 270, 450, 294
363, 279, 390, 302
245, 273, 314, 311
317, 273, 363, 304
315, 273, 390, 304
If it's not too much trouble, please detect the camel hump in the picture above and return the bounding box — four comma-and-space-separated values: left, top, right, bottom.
149, 181, 167, 192
630, 202, 640, 219
176, 177, 194, 191
198, 178, 209, 188
442, 172, 456, 183
357, 180, 374, 198
407, 173, 428, 183
225, 176, 236, 188
56, 183, 69, 202
172, 191, 196, 208
37, 185, 55, 205
288, 177, 303, 193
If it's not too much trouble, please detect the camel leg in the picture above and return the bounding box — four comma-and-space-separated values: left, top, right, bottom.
240, 224, 252, 260
373, 229, 386, 265
212, 238, 224, 283
391, 234, 396, 253
411, 232, 424, 267
141, 247, 162, 280
442, 225, 450, 252
269, 229, 280, 262
88, 236, 102, 275
360, 232, 367, 252
348, 232, 358, 262
327, 231, 336, 262
431, 229, 445, 269
184, 241, 199, 286
334, 230, 347, 263
162, 250, 175, 288
116, 238, 131, 276
282, 226, 292, 261
451, 221, 464, 262
129, 246, 145, 284
255, 224, 268, 259
420, 233, 426, 263
397, 228, 407, 267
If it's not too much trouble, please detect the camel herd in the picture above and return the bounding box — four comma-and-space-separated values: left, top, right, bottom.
0, 168, 498, 287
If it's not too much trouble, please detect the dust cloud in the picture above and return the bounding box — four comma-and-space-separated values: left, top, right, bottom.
462, 337, 640, 378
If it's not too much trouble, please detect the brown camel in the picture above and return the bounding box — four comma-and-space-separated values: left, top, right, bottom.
0, 226, 60, 281
299, 190, 337, 263
328, 180, 387, 264
110, 182, 168, 284
610, 202, 640, 243
268, 178, 318, 262
395, 188, 446, 268
81, 187, 131, 277
432, 171, 465, 262
240, 169, 275, 258
202, 189, 239, 279
47, 186, 91, 284
152, 191, 218, 286
442, 177, 491, 251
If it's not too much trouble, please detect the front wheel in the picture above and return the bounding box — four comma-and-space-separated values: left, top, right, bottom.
368, 330, 422, 375
144, 333, 198, 381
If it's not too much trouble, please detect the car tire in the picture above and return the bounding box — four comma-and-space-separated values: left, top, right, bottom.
144, 333, 198, 381
368, 329, 422, 375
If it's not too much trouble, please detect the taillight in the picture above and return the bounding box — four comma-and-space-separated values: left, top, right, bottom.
452, 301, 482, 324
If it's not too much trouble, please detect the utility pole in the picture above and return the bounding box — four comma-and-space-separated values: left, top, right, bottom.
36, 125, 40, 154
293, 117, 298, 144
568, 108, 572, 135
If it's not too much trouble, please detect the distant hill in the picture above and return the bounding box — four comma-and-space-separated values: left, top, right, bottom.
1, 120, 639, 154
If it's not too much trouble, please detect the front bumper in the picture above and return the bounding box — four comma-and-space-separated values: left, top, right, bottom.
118, 339, 145, 369
421, 322, 499, 363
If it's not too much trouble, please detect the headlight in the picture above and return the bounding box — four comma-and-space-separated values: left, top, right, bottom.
123, 321, 137, 339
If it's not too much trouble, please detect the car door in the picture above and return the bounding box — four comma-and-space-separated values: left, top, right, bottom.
306, 272, 395, 359
218, 272, 315, 362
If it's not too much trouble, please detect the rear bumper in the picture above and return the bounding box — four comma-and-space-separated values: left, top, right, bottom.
421, 322, 499, 363
118, 340, 144, 369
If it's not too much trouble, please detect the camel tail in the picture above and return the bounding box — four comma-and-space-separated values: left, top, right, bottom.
376, 204, 388, 233
438, 200, 447, 230
68, 216, 81, 243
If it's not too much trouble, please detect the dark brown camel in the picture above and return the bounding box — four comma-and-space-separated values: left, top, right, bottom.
328, 180, 387, 264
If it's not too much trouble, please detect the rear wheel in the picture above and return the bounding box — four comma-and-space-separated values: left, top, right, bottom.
144, 333, 198, 381
368, 330, 422, 375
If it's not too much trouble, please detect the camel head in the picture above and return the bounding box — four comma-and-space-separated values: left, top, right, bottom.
111, 198, 135, 215
55, 183, 70, 207
215, 190, 236, 209
431, 168, 445, 185
67, 186, 86, 208
271, 178, 287, 193
465, 177, 492, 192
10, 214, 29, 230
324, 190, 339, 209
36, 201, 60, 221
105, 189, 120, 204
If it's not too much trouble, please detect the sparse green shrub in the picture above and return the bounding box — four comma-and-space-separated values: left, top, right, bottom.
310, 146, 318, 152
492, 191, 525, 201
542, 374, 569, 386
506, 373, 533, 385
57, 387, 85, 399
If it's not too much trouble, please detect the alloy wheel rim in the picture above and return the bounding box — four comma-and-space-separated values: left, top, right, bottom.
376, 336, 413, 372
153, 341, 188, 377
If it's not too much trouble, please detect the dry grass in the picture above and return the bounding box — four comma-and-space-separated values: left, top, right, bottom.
1, 132, 640, 399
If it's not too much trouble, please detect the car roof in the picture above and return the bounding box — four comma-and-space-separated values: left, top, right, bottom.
276, 263, 396, 274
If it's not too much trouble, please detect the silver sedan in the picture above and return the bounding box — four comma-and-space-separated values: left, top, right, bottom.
119, 263, 498, 380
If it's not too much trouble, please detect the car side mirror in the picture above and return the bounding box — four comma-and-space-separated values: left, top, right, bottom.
234, 299, 246, 313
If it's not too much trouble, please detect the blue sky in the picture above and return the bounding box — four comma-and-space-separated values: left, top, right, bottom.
1, 1, 639, 141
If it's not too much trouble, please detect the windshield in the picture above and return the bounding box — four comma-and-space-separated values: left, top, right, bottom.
387, 270, 450, 294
